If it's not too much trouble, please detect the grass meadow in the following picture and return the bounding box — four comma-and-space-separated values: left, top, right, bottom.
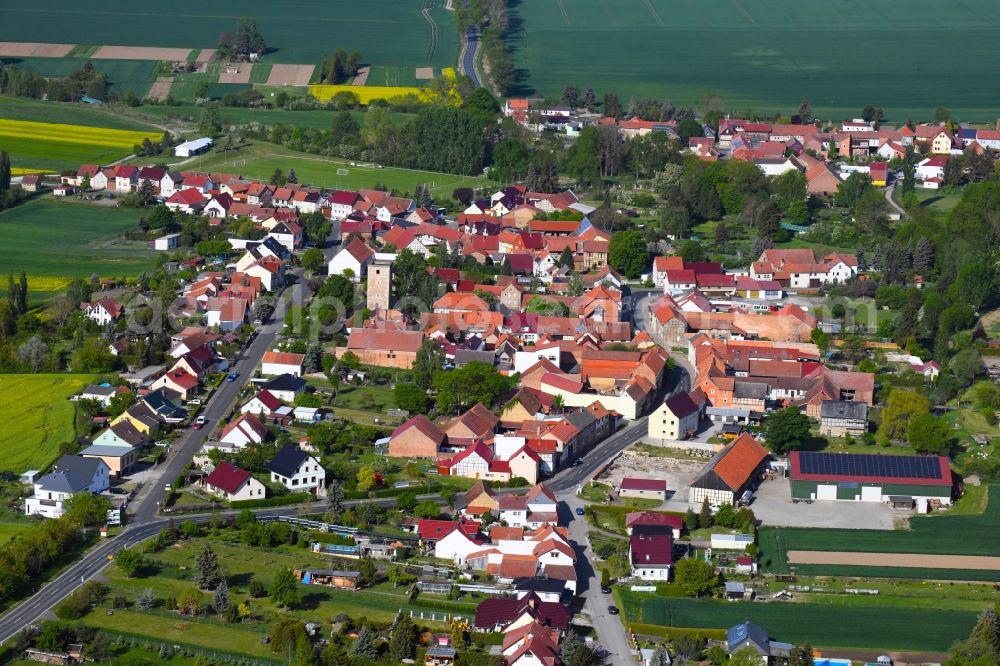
0, 57, 157, 98
0, 117, 160, 172
0, 0, 458, 68
0, 198, 157, 299
132, 104, 416, 131
0, 96, 155, 131
0, 374, 93, 473
507, 0, 1000, 120
184, 140, 494, 196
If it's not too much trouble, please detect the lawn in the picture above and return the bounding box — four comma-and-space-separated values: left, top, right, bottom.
184, 140, 493, 197
507, 0, 1000, 120
0, 117, 160, 172
0, 0, 459, 68
635, 596, 979, 652
0, 374, 93, 473
758, 485, 1000, 574
0, 198, 158, 300
88, 535, 459, 659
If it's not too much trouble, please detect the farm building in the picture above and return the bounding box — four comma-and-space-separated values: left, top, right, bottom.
154, 233, 181, 251
789, 451, 953, 505
818, 400, 868, 437
174, 137, 214, 157
688, 433, 768, 508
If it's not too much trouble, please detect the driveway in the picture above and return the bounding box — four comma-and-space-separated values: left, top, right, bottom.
751, 475, 896, 529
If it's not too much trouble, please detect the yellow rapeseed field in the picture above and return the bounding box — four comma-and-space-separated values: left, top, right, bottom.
0, 119, 158, 149
308, 84, 427, 104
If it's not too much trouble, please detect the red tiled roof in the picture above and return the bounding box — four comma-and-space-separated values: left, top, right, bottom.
630, 532, 673, 566
204, 461, 252, 495
347, 328, 424, 352
392, 414, 446, 444
626, 511, 683, 531
714, 433, 769, 491
262, 351, 304, 367
620, 477, 667, 492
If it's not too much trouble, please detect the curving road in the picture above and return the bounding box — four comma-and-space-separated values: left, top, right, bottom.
461, 26, 482, 88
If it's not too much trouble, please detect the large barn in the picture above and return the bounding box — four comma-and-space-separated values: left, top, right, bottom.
689, 433, 769, 508
789, 451, 953, 505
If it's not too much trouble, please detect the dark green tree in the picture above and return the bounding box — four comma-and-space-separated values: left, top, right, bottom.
388, 612, 417, 661
195, 543, 222, 590
350, 625, 378, 660
608, 230, 649, 279
762, 407, 811, 454
0, 150, 11, 200
560, 632, 595, 666
270, 567, 301, 608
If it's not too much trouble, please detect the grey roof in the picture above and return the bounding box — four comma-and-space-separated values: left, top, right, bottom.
108, 420, 146, 446
426, 646, 457, 658
513, 577, 567, 594
36, 456, 107, 493
265, 444, 311, 478
727, 620, 769, 656
454, 349, 495, 367
820, 399, 869, 421
734, 381, 768, 400
82, 384, 116, 398
263, 374, 307, 393
143, 389, 183, 416
564, 409, 596, 431
81, 444, 134, 458
724, 581, 746, 593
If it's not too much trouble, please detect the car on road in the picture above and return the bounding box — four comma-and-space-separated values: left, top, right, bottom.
193, 415, 207, 429
607, 605, 619, 615
601, 586, 612, 594
572, 459, 583, 467
226, 372, 238, 382
575, 507, 585, 516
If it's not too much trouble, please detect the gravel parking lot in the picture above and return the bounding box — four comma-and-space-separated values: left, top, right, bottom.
751, 473, 897, 529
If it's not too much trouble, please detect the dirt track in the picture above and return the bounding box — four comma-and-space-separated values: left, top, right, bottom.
788, 550, 1000, 570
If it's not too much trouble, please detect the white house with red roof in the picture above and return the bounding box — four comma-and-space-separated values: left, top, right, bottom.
83, 298, 123, 326
916, 156, 948, 182
327, 190, 361, 218
629, 531, 673, 580
220, 413, 268, 448
241, 390, 284, 418
261, 350, 304, 377
619, 477, 668, 501
431, 524, 485, 564
166, 188, 207, 214
203, 461, 266, 502
150, 368, 199, 402
441, 441, 512, 482
328, 237, 375, 281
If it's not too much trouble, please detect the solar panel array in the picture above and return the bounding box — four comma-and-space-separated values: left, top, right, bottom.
798, 452, 942, 479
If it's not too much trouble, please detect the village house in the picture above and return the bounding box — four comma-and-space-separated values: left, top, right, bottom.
389, 415, 447, 459
25, 456, 110, 519
203, 461, 266, 502
219, 413, 269, 448
261, 351, 305, 377
265, 444, 326, 496
648, 391, 702, 442
630, 531, 673, 581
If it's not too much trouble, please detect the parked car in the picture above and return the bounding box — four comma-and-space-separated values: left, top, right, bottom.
601, 586, 612, 594
193, 415, 206, 429
607, 605, 619, 615
227, 372, 238, 382
575, 507, 586, 516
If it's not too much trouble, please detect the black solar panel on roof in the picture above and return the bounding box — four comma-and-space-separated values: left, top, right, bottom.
798, 452, 942, 479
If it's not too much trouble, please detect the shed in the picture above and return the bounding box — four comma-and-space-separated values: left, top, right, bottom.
174, 137, 214, 157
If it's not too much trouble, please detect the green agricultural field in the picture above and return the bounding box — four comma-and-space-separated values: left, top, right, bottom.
0, 96, 155, 131
0, 57, 156, 98
759, 485, 1000, 576
637, 596, 979, 652
186, 140, 494, 196
0, 198, 157, 299
508, 0, 1000, 120
0, 0, 458, 68
0, 374, 93, 473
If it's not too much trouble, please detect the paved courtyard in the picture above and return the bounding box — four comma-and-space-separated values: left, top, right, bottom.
751, 473, 898, 530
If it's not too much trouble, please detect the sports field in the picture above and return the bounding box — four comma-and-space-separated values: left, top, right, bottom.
508, 0, 1000, 120
0, 117, 160, 172
0, 0, 458, 68
637, 597, 977, 652
0, 198, 157, 299
0, 374, 93, 473
185, 140, 493, 196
